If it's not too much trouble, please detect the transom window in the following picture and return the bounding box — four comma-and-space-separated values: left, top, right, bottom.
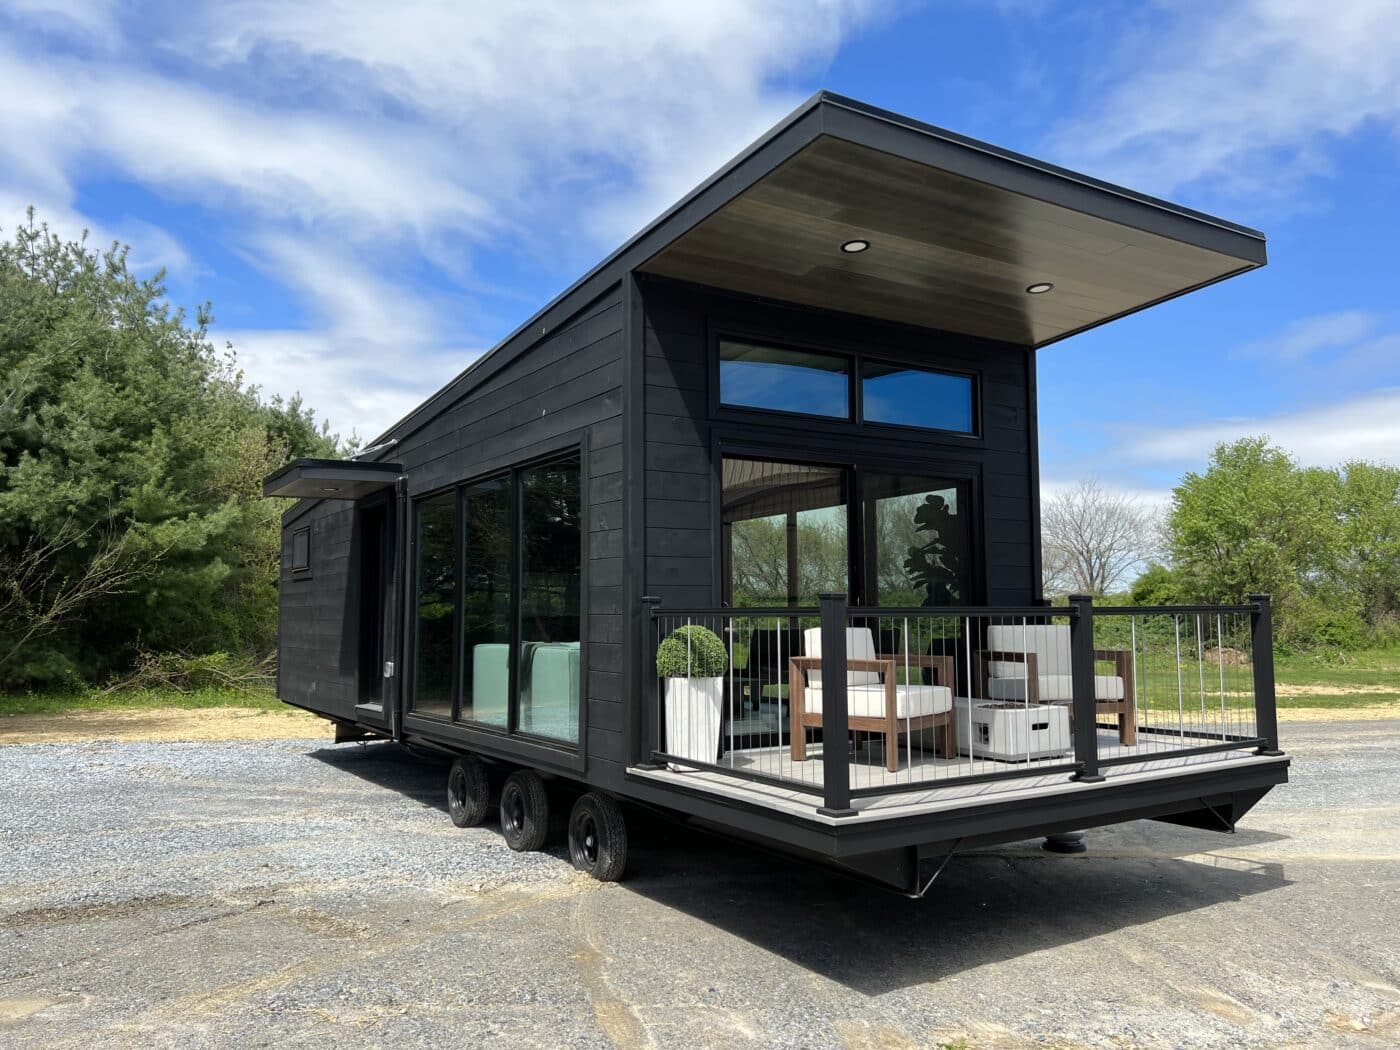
861, 361, 974, 433
718, 338, 976, 436
719, 341, 850, 418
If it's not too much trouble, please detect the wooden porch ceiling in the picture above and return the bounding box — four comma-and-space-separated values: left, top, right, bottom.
639, 135, 1262, 348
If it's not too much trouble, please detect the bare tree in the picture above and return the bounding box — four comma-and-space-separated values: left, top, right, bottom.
0, 519, 159, 674
1040, 479, 1159, 597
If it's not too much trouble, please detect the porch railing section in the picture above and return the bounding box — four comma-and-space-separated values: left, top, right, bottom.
644, 594, 1279, 815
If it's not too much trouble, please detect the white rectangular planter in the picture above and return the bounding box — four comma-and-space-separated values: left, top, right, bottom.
953, 697, 1071, 762
664, 676, 725, 765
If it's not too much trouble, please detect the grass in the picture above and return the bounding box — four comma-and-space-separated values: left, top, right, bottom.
1109, 648, 1400, 713
1274, 647, 1400, 706
0, 684, 286, 717
7, 647, 1398, 720
733, 635, 1400, 711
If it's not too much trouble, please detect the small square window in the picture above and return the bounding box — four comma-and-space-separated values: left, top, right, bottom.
290, 527, 311, 573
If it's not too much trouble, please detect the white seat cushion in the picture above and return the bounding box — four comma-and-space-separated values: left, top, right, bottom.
804, 683, 953, 719
986, 623, 1073, 676
987, 674, 1124, 702
802, 626, 882, 686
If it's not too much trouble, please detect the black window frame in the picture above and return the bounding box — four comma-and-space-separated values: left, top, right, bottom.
406, 445, 585, 750
856, 356, 979, 437
712, 332, 982, 441
716, 337, 856, 423
714, 440, 986, 609
290, 526, 311, 575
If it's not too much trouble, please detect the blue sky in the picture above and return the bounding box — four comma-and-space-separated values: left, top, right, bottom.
4, 0, 1398, 503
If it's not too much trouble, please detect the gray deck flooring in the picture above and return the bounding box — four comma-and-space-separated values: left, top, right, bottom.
628, 730, 1279, 826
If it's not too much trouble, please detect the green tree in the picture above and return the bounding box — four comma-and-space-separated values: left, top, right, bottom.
0, 212, 339, 687
1334, 460, 1400, 634
1162, 437, 1400, 648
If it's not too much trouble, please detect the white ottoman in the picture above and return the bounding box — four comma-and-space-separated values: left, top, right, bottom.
953, 697, 1071, 762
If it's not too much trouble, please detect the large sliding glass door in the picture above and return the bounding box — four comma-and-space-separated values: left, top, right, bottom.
411, 492, 457, 718
461, 477, 511, 727
863, 473, 972, 608
518, 459, 582, 741
721, 455, 973, 608
410, 451, 581, 745
721, 458, 849, 608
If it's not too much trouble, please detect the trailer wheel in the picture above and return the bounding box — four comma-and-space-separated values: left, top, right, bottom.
568, 792, 628, 882
447, 755, 490, 828
499, 770, 550, 851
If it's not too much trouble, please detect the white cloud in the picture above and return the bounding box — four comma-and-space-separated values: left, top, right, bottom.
1236, 310, 1380, 362
181, 0, 885, 243
0, 41, 491, 245
1, 1, 890, 435
218, 328, 467, 445
216, 234, 480, 439
5, 0, 122, 46
1051, 0, 1400, 203
1123, 388, 1400, 469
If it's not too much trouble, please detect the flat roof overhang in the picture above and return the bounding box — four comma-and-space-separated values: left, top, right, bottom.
262, 458, 402, 501
637, 98, 1267, 348
371, 92, 1267, 447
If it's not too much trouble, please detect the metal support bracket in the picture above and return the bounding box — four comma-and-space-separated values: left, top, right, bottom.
1201, 798, 1237, 833
910, 837, 963, 898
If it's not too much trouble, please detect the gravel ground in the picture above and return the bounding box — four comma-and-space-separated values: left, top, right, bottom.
1, 722, 1397, 1048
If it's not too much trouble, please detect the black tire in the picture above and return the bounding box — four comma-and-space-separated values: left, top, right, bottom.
567, 792, 628, 882
499, 770, 550, 851
446, 755, 490, 828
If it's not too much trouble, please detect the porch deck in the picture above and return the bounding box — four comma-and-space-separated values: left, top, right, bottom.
629, 729, 1279, 826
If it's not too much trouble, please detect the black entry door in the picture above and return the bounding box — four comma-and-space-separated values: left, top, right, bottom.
357, 499, 395, 705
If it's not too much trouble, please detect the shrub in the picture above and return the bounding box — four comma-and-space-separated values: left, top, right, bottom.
655, 625, 728, 678
103, 649, 276, 695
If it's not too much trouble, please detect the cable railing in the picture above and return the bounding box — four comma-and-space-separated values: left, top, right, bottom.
643, 594, 1280, 815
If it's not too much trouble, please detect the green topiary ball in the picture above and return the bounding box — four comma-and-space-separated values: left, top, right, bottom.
655, 624, 728, 678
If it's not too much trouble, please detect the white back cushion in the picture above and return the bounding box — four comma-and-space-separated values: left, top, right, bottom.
986, 624, 1071, 677
802, 627, 880, 686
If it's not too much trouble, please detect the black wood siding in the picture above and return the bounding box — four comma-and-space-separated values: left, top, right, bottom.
277, 500, 361, 720
638, 276, 1038, 608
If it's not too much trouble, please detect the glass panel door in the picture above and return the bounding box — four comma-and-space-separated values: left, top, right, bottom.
460, 477, 511, 727
863, 473, 972, 607
412, 492, 457, 717
517, 456, 582, 742
721, 457, 849, 607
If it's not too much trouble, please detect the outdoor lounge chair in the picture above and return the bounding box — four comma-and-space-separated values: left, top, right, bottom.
975, 625, 1137, 745
789, 627, 955, 772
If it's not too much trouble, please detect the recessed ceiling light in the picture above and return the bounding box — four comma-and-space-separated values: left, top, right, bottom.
320, 486, 342, 494
1026, 282, 1054, 294
841, 239, 870, 254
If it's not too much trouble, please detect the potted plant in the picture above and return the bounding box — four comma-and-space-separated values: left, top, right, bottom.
656, 624, 728, 765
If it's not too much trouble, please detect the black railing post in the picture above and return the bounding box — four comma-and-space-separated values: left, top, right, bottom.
636, 596, 665, 769
1069, 594, 1105, 783
1248, 594, 1284, 756
817, 592, 855, 817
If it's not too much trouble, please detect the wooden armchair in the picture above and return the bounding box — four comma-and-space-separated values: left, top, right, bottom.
974, 624, 1136, 745
789, 627, 956, 773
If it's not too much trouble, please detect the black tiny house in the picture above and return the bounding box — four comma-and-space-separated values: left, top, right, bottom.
265, 93, 1288, 894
